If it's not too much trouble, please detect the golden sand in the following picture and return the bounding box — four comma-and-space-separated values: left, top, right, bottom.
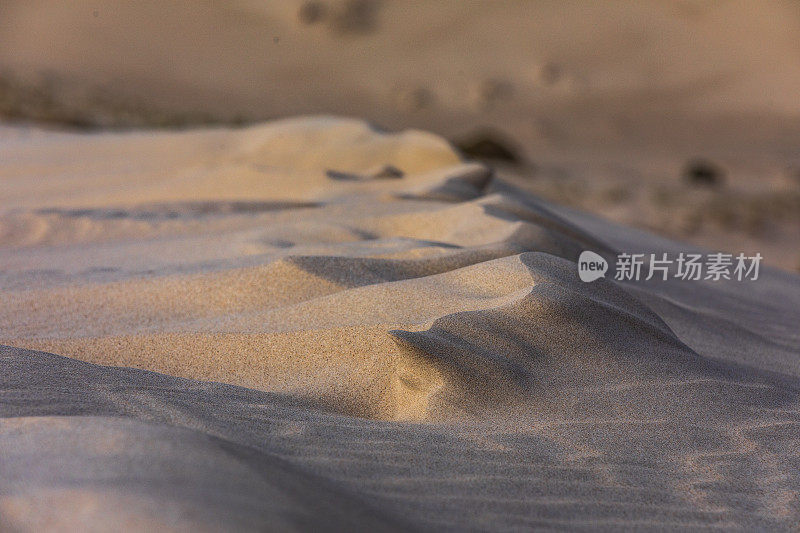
2, 118, 800, 530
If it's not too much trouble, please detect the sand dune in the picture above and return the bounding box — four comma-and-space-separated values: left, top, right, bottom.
2, 117, 800, 530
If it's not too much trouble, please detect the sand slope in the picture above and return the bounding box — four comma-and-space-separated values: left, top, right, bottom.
2, 118, 800, 530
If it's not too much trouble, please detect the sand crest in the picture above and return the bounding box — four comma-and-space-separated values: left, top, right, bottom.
2, 118, 800, 530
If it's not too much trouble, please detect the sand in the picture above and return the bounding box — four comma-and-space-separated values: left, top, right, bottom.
3, 1, 800, 272
2, 117, 800, 531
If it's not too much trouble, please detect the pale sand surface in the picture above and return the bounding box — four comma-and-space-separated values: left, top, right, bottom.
2, 117, 800, 530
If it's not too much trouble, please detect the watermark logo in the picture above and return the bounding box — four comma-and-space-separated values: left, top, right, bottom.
578, 250, 608, 282
578, 251, 762, 282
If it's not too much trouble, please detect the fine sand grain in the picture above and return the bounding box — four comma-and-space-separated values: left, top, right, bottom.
2, 117, 800, 531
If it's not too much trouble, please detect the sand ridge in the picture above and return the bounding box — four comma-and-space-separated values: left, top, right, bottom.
2, 117, 800, 530
1, 118, 628, 420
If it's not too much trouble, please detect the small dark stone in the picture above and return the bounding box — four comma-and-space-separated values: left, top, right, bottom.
684, 159, 725, 187
298, 1, 326, 24
325, 169, 358, 181
454, 130, 522, 164
539, 62, 561, 86
371, 164, 404, 179
331, 0, 380, 35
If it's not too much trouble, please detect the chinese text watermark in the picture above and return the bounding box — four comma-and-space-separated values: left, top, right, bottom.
578, 251, 762, 282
